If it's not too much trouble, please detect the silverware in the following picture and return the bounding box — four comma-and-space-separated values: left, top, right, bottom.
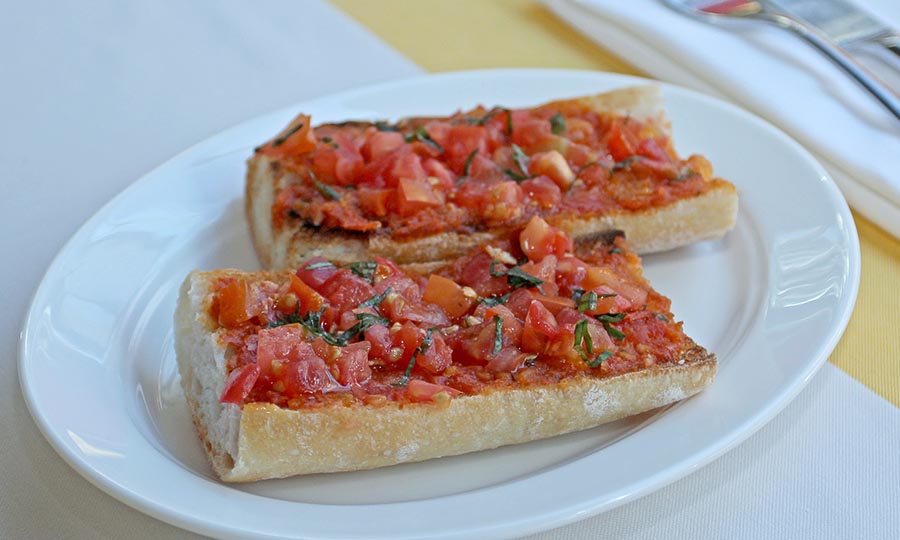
664, 0, 900, 123
771, 0, 900, 59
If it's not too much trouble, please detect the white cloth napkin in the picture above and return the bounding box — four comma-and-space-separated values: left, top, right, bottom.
543, 0, 900, 238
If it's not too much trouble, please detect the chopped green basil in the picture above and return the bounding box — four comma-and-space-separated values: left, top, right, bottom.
359, 287, 391, 310
463, 149, 478, 177
375, 121, 399, 132
608, 247, 623, 254
490, 261, 545, 291
348, 261, 378, 283
587, 350, 613, 368
550, 112, 566, 135
393, 328, 436, 387
479, 292, 511, 307
492, 316, 504, 356
612, 156, 644, 171
654, 312, 670, 322
597, 313, 626, 341
573, 319, 593, 362
304, 261, 335, 271
406, 126, 444, 153
310, 171, 340, 201
570, 288, 586, 302
577, 291, 598, 313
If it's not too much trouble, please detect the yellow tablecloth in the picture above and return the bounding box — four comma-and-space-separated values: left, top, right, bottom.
334, 0, 900, 407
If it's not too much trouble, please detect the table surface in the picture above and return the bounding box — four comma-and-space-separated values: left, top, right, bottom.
2, 1, 898, 539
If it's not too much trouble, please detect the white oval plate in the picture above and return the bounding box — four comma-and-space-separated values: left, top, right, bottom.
19, 69, 859, 540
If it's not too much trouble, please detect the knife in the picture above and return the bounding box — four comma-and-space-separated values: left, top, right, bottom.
771, 0, 900, 59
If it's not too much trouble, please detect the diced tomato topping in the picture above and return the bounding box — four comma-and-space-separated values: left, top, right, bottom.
606, 119, 639, 162
422, 274, 474, 318
583, 267, 648, 309
391, 322, 425, 367
456, 252, 512, 297
390, 152, 427, 186
311, 135, 364, 185
288, 274, 326, 316
521, 255, 559, 296
362, 130, 404, 161
521, 300, 558, 354
416, 333, 452, 374
520, 217, 572, 262
220, 364, 260, 404
407, 379, 462, 403
295, 257, 338, 290
397, 177, 444, 216
534, 292, 576, 315
260, 113, 317, 158
521, 176, 562, 208
357, 188, 393, 217
217, 279, 260, 327
319, 269, 377, 313
335, 341, 372, 386
364, 324, 393, 362
423, 158, 456, 187
485, 347, 528, 373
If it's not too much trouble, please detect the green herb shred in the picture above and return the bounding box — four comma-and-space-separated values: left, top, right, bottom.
304, 261, 335, 271
463, 149, 478, 177
406, 126, 444, 153
393, 328, 436, 387
577, 291, 598, 313
597, 312, 626, 341
375, 121, 399, 132
310, 171, 340, 201
573, 319, 593, 362
492, 316, 503, 356
588, 350, 613, 368
479, 292, 511, 307
550, 112, 566, 135
348, 260, 378, 283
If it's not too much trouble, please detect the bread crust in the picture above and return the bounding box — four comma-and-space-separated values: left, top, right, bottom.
246, 85, 738, 270
176, 270, 716, 482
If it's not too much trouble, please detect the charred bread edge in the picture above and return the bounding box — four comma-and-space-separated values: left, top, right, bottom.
175, 270, 716, 482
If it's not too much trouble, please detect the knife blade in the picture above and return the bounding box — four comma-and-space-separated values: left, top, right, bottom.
771, 0, 900, 57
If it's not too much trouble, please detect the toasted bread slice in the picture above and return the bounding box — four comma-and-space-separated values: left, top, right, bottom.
246, 85, 738, 270
175, 220, 717, 482
175, 269, 715, 482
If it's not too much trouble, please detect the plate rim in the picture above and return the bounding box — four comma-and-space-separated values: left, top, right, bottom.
18, 68, 861, 540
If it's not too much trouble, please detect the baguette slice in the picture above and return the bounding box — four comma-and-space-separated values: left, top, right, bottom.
175, 223, 716, 482
247, 85, 738, 271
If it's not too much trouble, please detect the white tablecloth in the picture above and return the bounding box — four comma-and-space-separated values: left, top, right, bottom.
2, 1, 897, 538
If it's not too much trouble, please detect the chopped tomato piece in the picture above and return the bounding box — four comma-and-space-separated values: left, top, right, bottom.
407, 379, 462, 403
422, 274, 474, 318
533, 292, 576, 315
220, 364, 260, 404
288, 274, 326, 316
521, 176, 562, 208
260, 113, 317, 158
217, 279, 259, 327
485, 304, 523, 346
485, 347, 528, 373
397, 177, 444, 216
296, 257, 338, 290
364, 324, 393, 362
416, 333, 452, 374
319, 269, 376, 314
521, 300, 558, 354
520, 217, 571, 262
606, 119, 640, 162
335, 341, 372, 386
481, 181, 524, 223
391, 322, 425, 367
356, 188, 393, 217
362, 130, 404, 161
583, 267, 648, 309
256, 324, 307, 373
311, 136, 364, 185
521, 255, 559, 296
